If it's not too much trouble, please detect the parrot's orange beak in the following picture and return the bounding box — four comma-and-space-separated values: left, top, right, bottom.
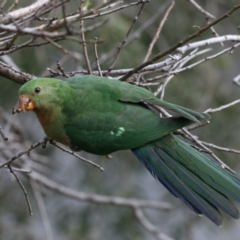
19, 95, 35, 111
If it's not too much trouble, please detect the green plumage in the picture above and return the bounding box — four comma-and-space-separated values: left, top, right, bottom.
18, 75, 240, 225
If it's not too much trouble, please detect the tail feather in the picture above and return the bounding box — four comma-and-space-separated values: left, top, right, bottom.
137, 148, 202, 215
158, 148, 239, 219
176, 139, 240, 202
132, 134, 240, 225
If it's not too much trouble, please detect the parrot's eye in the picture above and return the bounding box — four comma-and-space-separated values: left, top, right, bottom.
34, 87, 41, 93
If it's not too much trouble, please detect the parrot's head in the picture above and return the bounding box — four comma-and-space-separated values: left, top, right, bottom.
16, 78, 66, 113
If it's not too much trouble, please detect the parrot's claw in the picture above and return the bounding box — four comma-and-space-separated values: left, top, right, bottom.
42, 137, 53, 148
70, 145, 82, 152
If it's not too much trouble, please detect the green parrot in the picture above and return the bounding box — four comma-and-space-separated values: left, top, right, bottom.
16, 75, 240, 226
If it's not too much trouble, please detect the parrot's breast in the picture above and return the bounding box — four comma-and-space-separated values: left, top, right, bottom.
35, 109, 70, 147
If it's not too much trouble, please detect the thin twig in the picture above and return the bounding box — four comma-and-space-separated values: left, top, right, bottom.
136, 1, 175, 84
207, 19, 224, 47
202, 141, 240, 154
57, 61, 70, 77
31, 181, 54, 240
134, 207, 173, 240
0, 139, 47, 168
61, 1, 72, 34
4, 165, 32, 173
143, 1, 175, 62
0, 125, 8, 141
50, 141, 104, 171
106, 2, 146, 76
7, 0, 19, 13
8, 164, 33, 216
148, 42, 240, 82
44, 37, 70, 55
97, 2, 169, 66
185, 120, 210, 131
205, 99, 240, 113
181, 128, 235, 173
186, 0, 215, 19
120, 4, 240, 81
80, 0, 92, 74
94, 37, 102, 76
157, 49, 211, 97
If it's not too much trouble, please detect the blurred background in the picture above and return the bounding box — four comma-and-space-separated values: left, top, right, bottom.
1, 0, 240, 239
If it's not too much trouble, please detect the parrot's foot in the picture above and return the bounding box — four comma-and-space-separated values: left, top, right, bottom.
70, 145, 82, 152
42, 137, 54, 148
106, 154, 112, 159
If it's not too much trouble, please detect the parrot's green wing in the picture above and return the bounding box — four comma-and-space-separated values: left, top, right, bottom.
63, 76, 209, 154
117, 82, 207, 123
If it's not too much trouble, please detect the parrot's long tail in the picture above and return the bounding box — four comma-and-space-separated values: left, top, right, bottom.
132, 134, 240, 226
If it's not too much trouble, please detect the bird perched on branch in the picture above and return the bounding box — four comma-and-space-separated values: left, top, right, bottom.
15, 75, 240, 226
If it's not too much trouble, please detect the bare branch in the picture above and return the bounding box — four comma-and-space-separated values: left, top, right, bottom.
0, 61, 34, 84
8, 164, 33, 216
0, 125, 8, 141
1, 0, 52, 24
120, 4, 240, 81
0, 139, 46, 168
80, 0, 92, 74
30, 171, 171, 210
177, 35, 240, 54
202, 141, 240, 154
181, 128, 235, 173
107, 2, 146, 75
31, 181, 54, 240
186, 0, 215, 19
94, 37, 103, 76
50, 141, 104, 171
143, 1, 175, 62
134, 208, 174, 240
97, 2, 169, 66
205, 99, 240, 113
